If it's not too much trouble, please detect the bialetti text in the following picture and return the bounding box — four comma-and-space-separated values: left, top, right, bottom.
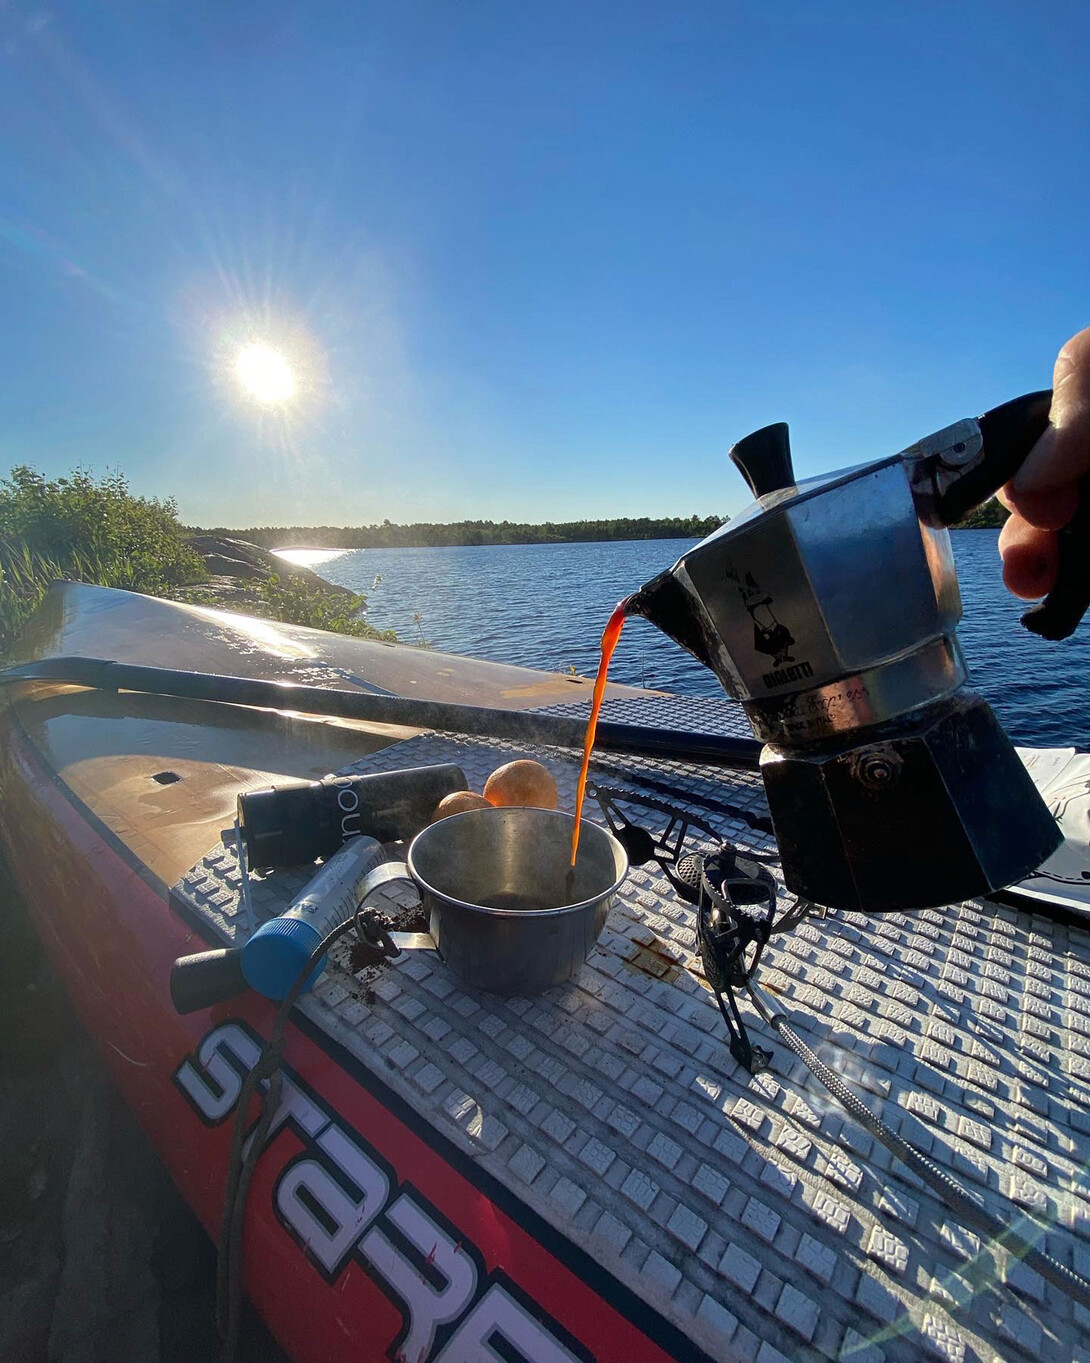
762, 660, 813, 689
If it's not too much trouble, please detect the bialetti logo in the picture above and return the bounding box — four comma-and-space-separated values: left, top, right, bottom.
762, 659, 813, 689
728, 563, 805, 684
175, 1022, 586, 1363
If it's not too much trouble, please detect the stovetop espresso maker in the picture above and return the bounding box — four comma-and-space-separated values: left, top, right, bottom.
629, 390, 1089, 912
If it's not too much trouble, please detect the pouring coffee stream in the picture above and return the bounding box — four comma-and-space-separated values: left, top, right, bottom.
570, 599, 631, 868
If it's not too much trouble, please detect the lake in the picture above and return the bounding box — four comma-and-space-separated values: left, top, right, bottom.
278, 533, 1090, 748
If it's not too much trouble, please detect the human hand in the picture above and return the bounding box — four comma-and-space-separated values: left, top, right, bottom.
997, 327, 1090, 600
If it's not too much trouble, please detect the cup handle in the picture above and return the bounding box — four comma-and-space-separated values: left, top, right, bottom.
357, 861, 411, 899
355, 862, 436, 953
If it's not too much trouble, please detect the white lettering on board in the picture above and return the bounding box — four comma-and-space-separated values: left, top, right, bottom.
277, 1125, 391, 1276
435, 1283, 584, 1363
174, 1022, 590, 1363
174, 1021, 260, 1121
360, 1191, 478, 1362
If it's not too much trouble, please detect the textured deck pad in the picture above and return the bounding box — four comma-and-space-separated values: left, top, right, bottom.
536, 692, 757, 740
173, 731, 1090, 1363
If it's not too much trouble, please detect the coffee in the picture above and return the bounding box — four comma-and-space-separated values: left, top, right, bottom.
352, 807, 627, 993
571, 599, 629, 865
476, 890, 553, 912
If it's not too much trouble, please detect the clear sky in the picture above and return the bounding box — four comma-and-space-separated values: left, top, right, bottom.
1, 1, 1087, 528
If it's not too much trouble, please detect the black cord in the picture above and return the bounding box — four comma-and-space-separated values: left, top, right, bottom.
763, 1007, 1090, 1310
216, 914, 383, 1363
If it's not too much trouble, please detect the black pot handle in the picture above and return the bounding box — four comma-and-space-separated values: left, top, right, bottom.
933, 389, 1088, 641
933, 390, 1053, 525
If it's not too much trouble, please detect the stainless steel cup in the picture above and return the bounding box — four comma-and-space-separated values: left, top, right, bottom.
357, 806, 628, 995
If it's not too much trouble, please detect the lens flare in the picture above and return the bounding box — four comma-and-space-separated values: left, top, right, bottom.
234, 342, 297, 404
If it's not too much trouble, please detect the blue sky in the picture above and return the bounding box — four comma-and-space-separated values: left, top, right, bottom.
1, 1, 1086, 527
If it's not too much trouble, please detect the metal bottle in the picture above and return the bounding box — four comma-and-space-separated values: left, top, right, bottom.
237, 763, 468, 870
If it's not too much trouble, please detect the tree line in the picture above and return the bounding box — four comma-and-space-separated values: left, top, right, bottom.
189, 514, 727, 550
955, 498, 1009, 529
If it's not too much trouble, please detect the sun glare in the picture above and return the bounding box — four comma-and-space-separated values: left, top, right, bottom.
234, 342, 297, 404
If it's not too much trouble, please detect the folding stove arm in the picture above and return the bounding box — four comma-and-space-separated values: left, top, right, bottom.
696, 849, 779, 1074
590, 784, 805, 1074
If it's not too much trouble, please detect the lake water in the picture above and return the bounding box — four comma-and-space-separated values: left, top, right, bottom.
278, 533, 1090, 748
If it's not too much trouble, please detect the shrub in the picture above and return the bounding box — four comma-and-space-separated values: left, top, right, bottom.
257, 574, 397, 641
0, 466, 206, 653
956, 497, 1009, 528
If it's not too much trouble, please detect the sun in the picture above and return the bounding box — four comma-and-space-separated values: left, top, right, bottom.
234, 342, 297, 404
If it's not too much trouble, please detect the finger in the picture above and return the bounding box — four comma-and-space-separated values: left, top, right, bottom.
1011, 326, 1090, 497
1000, 454, 1079, 530
998, 511, 1060, 599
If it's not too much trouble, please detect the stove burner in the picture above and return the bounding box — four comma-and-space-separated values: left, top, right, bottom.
591, 782, 741, 900
591, 783, 822, 1072
698, 848, 778, 1073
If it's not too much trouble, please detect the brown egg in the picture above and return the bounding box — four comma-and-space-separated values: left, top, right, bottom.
483, 759, 559, 810
430, 791, 492, 822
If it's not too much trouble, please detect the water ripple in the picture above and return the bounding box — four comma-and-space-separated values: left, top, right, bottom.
315, 532, 1090, 748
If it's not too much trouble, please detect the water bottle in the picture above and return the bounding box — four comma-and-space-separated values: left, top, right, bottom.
237, 764, 468, 870
240, 836, 386, 999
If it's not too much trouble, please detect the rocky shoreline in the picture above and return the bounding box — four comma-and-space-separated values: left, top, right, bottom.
178, 535, 355, 616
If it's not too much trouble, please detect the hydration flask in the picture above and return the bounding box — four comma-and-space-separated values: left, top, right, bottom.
240, 835, 386, 999
170, 828, 392, 1014
170, 836, 390, 1014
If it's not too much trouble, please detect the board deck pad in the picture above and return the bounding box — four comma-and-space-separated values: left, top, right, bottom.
172, 724, 1090, 1363
535, 692, 758, 739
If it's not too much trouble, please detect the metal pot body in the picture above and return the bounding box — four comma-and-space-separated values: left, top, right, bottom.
660, 459, 966, 742
624, 403, 1066, 913
407, 807, 628, 995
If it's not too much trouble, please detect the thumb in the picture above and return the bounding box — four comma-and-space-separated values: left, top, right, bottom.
1005, 326, 1090, 529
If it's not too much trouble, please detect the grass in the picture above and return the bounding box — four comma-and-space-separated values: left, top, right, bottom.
256, 573, 395, 640
172, 571, 398, 640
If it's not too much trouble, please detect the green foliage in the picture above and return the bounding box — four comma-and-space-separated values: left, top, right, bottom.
0, 465, 206, 653
956, 498, 1010, 528
190, 513, 726, 550
2, 465, 205, 580
256, 574, 397, 642
0, 549, 66, 656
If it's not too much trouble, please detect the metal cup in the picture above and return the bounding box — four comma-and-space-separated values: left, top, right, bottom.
357, 806, 628, 995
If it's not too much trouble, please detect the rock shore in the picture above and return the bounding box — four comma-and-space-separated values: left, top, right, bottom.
177, 536, 359, 620
186, 536, 352, 594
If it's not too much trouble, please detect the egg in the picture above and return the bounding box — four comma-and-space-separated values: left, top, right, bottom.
430, 791, 492, 822
483, 759, 559, 811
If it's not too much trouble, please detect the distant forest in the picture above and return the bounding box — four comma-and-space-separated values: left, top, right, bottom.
189, 514, 727, 550
956, 498, 1010, 529
192, 498, 1006, 550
